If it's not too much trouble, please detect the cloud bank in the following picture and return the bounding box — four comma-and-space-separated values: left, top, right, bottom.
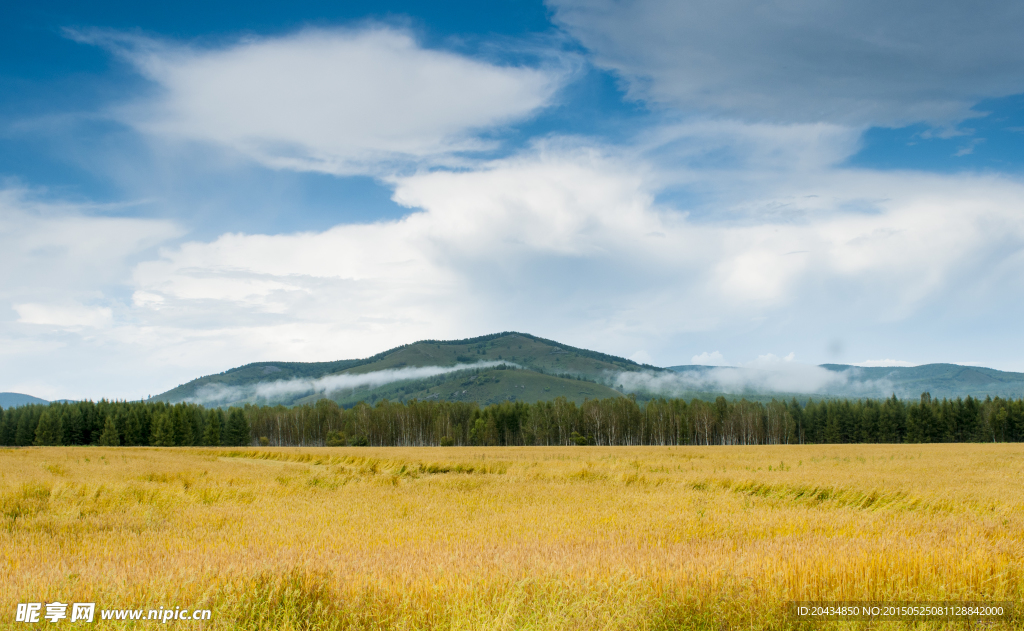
613, 356, 897, 397
549, 0, 1024, 125
7, 134, 1024, 398
189, 361, 513, 405
6, 10, 1024, 400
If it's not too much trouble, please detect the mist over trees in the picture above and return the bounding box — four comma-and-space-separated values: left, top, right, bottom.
1, 392, 1022, 447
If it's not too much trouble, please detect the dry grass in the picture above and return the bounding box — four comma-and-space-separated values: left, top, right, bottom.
1, 444, 1022, 629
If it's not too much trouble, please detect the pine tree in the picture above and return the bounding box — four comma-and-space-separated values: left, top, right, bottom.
15, 409, 39, 447
33, 410, 63, 446
150, 412, 175, 447
124, 406, 144, 446
225, 408, 250, 446
97, 414, 120, 446
63, 405, 84, 445
203, 409, 223, 446
171, 405, 192, 446
0, 407, 11, 445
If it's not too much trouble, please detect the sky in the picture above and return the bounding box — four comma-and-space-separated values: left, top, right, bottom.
3, 0, 1024, 400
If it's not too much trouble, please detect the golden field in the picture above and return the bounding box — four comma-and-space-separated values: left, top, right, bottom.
1, 444, 1022, 630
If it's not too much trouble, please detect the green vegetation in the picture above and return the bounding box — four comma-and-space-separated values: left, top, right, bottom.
153, 332, 654, 407
4, 391, 1022, 447
287, 365, 623, 408
149, 332, 1024, 411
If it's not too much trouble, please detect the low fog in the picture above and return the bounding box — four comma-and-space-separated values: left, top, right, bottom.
189, 361, 513, 405
612, 355, 897, 398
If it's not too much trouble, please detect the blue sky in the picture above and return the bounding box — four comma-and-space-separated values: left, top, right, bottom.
2, 0, 1024, 399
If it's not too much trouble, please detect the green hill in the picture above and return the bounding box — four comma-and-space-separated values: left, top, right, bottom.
819, 363, 1024, 399
155, 332, 650, 407
661, 363, 1024, 401
0, 392, 49, 408
155, 334, 1024, 409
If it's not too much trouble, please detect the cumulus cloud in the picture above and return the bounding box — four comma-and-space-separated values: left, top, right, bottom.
549, 0, 1024, 126
0, 189, 180, 298
76, 27, 567, 174
0, 189, 184, 399
6, 135, 1024, 398
122, 142, 1024, 372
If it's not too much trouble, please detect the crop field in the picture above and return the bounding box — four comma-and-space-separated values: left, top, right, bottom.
2, 444, 1022, 630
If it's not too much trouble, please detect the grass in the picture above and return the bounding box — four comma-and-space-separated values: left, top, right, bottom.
1, 444, 1022, 629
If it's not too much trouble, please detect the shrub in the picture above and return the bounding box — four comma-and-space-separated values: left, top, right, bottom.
325, 430, 346, 447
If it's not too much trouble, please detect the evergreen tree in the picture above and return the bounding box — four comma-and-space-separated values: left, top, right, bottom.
79, 401, 99, 444
224, 408, 250, 446
171, 405, 193, 446
150, 412, 175, 447
203, 409, 223, 446
62, 405, 84, 445
111, 405, 129, 445
190, 405, 206, 446
0, 407, 14, 446
97, 414, 120, 446
787, 398, 805, 444
124, 406, 144, 446
15, 409, 39, 447
878, 395, 904, 443
33, 409, 63, 446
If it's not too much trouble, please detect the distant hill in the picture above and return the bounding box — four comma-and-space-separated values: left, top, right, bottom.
154, 333, 1024, 409
663, 363, 1024, 400
0, 392, 49, 408
155, 332, 651, 407
820, 363, 1024, 399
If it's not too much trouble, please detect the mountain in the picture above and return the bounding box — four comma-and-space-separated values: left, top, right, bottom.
0, 392, 49, 408
154, 333, 1024, 409
663, 363, 1024, 400
154, 332, 654, 407
820, 363, 1024, 399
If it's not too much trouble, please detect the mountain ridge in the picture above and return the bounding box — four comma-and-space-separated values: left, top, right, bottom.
151, 333, 1024, 408
0, 392, 49, 408
154, 332, 654, 407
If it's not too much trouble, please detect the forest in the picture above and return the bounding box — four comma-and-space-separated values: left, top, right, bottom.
2, 392, 1022, 447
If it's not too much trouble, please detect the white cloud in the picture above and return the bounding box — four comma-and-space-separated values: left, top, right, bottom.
614, 356, 849, 396
15, 303, 113, 328
6, 131, 1024, 398
549, 0, 1024, 126
122, 143, 1024, 373
854, 359, 915, 368
690, 351, 727, 366
0, 189, 181, 305
0, 189, 184, 400
81, 27, 567, 174
190, 361, 513, 405
629, 350, 652, 364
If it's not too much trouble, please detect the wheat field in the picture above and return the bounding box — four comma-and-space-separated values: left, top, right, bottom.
1, 444, 1021, 629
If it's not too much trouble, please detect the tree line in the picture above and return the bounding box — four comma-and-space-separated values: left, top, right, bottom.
2, 392, 1022, 447
0, 400, 250, 447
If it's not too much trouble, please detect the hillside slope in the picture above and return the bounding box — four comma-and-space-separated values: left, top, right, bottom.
820, 363, 1024, 399
0, 392, 49, 408
155, 332, 647, 407
663, 363, 1024, 400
